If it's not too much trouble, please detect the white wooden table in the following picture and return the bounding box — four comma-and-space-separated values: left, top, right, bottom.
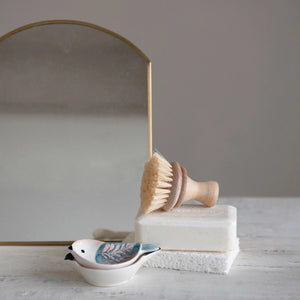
0, 198, 299, 299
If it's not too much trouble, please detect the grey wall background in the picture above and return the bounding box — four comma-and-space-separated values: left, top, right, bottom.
0, 0, 299, 197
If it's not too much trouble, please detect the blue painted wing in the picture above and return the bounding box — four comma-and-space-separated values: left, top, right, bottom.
95, 242, 141, 264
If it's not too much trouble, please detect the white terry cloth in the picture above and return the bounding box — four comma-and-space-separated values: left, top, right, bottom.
124, 233, 239, 274
143, 240, 239, 274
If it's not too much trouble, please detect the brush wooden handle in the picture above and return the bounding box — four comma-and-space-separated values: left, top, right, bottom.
183, 178, 219, 207
174, 166, 219, 209
161, 161, 219, 211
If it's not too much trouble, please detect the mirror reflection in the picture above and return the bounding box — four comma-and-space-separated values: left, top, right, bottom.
0, 23, 148, 242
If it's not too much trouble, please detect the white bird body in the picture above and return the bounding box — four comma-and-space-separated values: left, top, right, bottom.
66, 239, 160, 270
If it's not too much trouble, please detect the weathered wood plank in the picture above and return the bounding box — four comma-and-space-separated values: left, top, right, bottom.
0, 198, 299, 299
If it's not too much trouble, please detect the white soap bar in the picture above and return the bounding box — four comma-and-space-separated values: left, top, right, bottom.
135, 204, 237, 252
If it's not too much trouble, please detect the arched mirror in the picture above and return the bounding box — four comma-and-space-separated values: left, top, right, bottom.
0, 20, 152, 243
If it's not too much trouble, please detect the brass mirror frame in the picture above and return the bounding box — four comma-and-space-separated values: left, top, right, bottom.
0, 19, 152, 245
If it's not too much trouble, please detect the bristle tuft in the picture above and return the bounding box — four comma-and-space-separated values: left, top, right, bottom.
140, 151, 173, 213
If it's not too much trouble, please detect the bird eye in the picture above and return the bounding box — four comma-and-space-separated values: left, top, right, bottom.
81, 249, 85, 253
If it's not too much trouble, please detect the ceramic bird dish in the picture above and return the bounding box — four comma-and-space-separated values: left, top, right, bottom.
65, 246, 160, 287
66, 239, 160, 270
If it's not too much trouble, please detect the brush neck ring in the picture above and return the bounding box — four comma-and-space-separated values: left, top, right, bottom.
175, 166, 187, 208
162, 161, 182, 211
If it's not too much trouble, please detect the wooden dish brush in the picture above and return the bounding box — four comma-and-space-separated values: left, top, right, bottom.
140, 152, 219, 214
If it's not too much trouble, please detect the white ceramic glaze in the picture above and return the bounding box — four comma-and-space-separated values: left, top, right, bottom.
70, 239, 104, 269
67, 251, 159, 287
70, 239, 159, 270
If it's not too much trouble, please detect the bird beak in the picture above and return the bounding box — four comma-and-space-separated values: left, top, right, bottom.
64, 252, 75, 261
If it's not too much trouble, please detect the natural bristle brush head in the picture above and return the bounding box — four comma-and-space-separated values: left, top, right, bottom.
140, 152, 219, 214
140, 152, 173, 214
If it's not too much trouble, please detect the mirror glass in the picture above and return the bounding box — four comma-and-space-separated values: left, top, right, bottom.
0, 23, 148, 242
